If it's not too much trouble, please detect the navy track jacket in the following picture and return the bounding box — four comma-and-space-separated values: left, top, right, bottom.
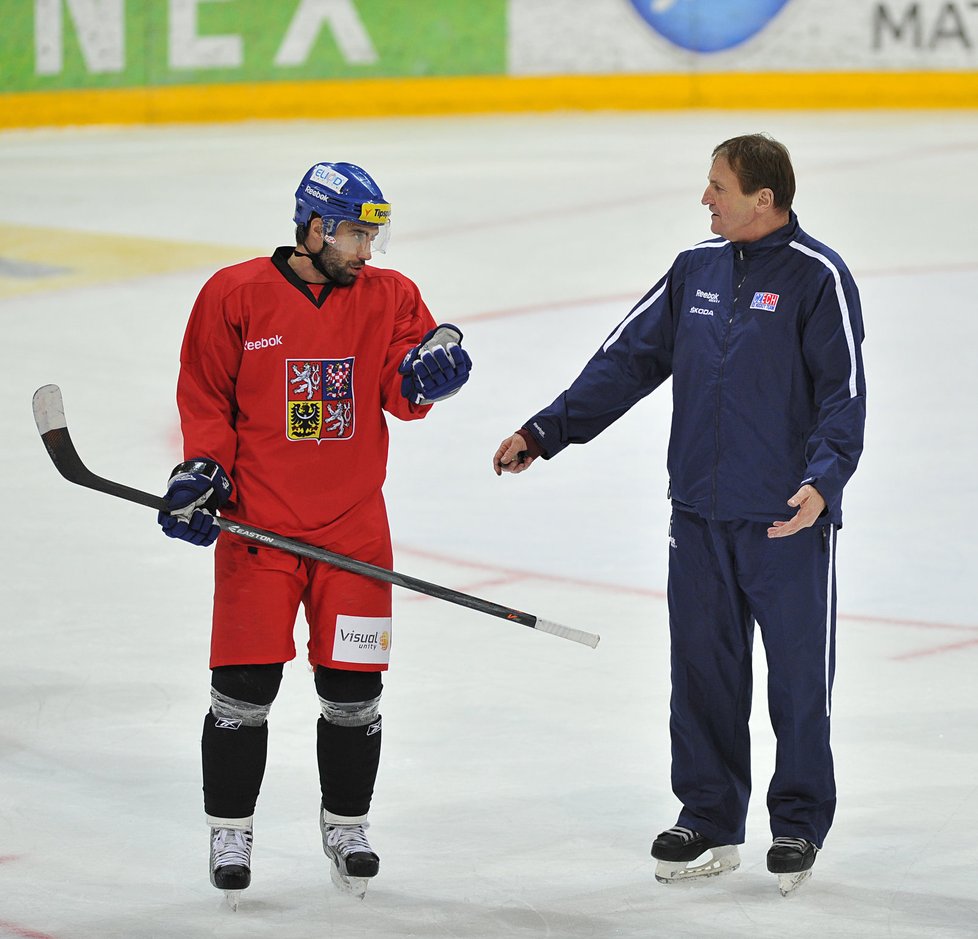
524, 212, 866, 526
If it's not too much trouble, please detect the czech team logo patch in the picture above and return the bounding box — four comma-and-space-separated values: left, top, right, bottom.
750, 291, 780, 312
287, 357, 355, 441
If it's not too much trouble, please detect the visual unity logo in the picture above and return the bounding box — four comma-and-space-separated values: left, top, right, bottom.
627, 0, 792, 53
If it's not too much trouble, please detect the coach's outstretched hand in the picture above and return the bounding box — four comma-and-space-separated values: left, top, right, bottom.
493, 432, 539, 475
399, 324, 472, 405
158, 459, 232, 547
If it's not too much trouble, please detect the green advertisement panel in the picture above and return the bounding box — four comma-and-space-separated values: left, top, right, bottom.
1, 0, 506, 92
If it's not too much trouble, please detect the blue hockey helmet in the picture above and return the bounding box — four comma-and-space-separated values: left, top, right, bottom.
293, 162, 391, 253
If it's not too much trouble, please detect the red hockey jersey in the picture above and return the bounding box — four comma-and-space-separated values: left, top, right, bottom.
176, 247, 435, 543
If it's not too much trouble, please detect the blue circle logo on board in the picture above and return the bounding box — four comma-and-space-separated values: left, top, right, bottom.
628, 0, 792, 53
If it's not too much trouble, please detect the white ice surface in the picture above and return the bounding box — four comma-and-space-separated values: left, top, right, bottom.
1, 111, 977, 938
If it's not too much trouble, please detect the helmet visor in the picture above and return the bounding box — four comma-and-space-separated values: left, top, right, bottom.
325, 217, 391, 255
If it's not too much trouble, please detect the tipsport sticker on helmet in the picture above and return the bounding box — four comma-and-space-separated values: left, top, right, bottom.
359, 202, 391, 224
310, 164, 348, 194
287, 357, 355, 442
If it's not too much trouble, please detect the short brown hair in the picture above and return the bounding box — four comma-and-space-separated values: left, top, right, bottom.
712, 134, 795, 211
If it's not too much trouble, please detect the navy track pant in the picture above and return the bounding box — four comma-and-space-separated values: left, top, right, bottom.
667, 509, 838, 848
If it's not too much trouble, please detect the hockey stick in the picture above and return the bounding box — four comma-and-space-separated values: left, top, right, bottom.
32, 384, 600, 649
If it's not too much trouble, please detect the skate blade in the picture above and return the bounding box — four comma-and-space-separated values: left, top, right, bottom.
655, 845, 741, 884
777, 869, 812, 897
222, 889, 243, 911
329, 861, 370, 899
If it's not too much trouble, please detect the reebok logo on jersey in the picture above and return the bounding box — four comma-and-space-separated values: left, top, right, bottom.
366, 720, 382, 737
244, 334, 283, 351
215, 718, 242, 730
750, 291, 780, 312
695, 289, 720, 303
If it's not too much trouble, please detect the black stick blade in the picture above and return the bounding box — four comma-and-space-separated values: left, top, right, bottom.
32, 384, 164, 511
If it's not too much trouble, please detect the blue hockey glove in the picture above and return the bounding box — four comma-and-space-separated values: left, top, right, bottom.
157, 459, 232, 547
398, 324, 472, 405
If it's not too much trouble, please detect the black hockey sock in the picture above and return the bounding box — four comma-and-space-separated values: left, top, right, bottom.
201, 712, 269, 819
317, 716, 382, 818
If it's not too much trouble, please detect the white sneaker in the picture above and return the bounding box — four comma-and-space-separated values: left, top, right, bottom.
320, 810, 379, 898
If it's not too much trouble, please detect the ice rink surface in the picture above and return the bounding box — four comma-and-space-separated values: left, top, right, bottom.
1, 110, 976, 938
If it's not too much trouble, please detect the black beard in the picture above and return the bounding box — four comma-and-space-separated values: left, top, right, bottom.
315, 245, 358, 286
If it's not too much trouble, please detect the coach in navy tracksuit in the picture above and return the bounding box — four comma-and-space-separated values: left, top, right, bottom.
493, 134, 865, 888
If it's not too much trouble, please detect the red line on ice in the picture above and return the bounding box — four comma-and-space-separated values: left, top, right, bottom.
394, 543, 977, 648
0, 921, 58, 939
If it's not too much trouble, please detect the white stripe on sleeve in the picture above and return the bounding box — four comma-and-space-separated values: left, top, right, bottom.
602, 284, 664, 353
824, 524, 835, 718
789, 241, 859, 399
602, 241, 728, 354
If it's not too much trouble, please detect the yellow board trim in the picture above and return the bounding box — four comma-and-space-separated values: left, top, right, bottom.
2, 71, 977, 129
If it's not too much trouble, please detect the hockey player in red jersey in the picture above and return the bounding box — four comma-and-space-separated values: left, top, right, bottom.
157, 161, 472, 902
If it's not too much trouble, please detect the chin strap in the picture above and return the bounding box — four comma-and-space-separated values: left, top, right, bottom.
293, 238, 332, 280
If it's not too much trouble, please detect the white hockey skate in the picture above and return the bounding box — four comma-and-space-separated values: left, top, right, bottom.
651, 826, 740, 885
209, 825, 253, 910
767, 836, 817, 896
320, 810, 379, 899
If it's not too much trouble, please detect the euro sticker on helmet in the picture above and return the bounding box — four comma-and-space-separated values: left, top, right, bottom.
310, 164, 348, 193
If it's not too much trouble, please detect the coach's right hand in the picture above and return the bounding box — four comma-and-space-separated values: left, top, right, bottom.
493, 432, 538, 476
158, 459, 232, 546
